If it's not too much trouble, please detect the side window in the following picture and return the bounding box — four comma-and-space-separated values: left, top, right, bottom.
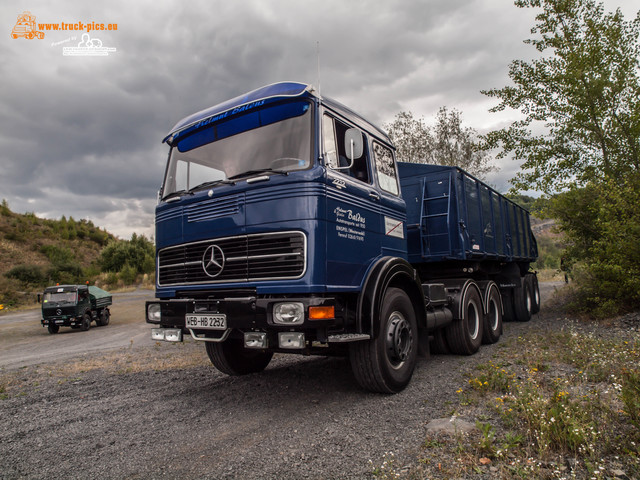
323, 114, 371, 184
373, 142, 399, 195
322, 114, 338, 169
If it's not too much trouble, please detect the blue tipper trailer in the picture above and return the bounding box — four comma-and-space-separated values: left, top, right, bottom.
146, 81, 539, 393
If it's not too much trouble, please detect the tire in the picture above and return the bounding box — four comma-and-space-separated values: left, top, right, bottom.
80, 313, 91, 331
445, 285, 483, 355
513, 277, 533, 322
528, 274, 541, 314
48, 324, 59, 334
429, 329, 449, 354
98, 309, 110, 326
482, 285, 502, 345
350, 288, 418, 394
205, 339, 273, 376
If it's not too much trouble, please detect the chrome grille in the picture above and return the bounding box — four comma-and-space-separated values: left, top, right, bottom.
158, 231, 306, 286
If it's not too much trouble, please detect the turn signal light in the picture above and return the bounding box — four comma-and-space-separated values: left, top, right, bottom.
308, 306, 335, 320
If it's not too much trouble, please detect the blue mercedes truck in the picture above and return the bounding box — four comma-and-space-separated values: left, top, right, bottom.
146, 82, 538, 393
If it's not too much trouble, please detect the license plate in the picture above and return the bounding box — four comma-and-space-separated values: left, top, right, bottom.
185, 313, 227, 330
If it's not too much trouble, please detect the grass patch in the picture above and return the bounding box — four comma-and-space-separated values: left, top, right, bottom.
417, 324, 640, 479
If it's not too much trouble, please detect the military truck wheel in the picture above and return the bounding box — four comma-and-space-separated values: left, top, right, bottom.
528, 274, 541, 314
205, 339, 273, 375
97, 309, 110, 326
445, 285, 483, 355
513, 278, 533, 322
48, 324, 59, 334
350, 288, 418, 394
80, 314, 91, 331
482, 285, 502, 345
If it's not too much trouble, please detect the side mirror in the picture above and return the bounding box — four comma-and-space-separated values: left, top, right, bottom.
344, 128, 363, 161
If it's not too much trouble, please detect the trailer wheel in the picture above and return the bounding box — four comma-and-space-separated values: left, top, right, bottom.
482, 286, 502, 345
205, 339, 273, 376
513, 278, 533, 322
445, 286, 483, 355
47, 324, 59, 334
80, 313, 91, 331
350, 288, 418, 394
528, 275, 541, 314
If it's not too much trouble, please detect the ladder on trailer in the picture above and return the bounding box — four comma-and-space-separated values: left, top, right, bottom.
419, 172, 452, 258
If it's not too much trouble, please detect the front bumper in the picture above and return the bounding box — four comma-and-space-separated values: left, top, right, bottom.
42, 316, 81, 328
145, 294, 340, 346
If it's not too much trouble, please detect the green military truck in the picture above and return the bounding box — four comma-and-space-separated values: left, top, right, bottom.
41, 284, 112, 334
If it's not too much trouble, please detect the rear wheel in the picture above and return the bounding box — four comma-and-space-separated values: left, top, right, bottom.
528, 274, 541, 314
513, 278, 533, 322
446, 285, 483, 355
97, 309, 110, 326
350, 288, 418, 394
429, 329, 449, 354
205, 339, 273, 375
482, 285, 502, 345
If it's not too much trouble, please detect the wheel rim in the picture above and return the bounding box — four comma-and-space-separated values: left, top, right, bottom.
488, 298, 499, 331
525, 289, 532, 313
385, 311, 413, 369
467, 300, 480, 340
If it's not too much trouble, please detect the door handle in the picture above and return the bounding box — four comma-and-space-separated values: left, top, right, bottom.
369, 192, 380, 201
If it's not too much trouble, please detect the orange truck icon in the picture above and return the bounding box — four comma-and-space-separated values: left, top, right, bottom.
11, 11, 44, 39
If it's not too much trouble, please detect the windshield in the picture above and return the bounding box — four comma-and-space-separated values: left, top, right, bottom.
162, 100, 312, 198
43, 291, 77, 304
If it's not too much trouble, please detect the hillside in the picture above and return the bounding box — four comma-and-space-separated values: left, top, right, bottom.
0, 200, 116, 307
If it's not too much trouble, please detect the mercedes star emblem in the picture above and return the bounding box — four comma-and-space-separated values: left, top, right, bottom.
202, 244, 225, 278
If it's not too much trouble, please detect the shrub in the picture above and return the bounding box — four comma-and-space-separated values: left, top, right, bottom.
5, 265, 46, 285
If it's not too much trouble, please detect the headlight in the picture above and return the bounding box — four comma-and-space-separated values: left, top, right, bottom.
273, 302, 304, 325
147, 303, 162, 323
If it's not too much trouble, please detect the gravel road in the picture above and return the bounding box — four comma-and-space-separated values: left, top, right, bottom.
0, 283, 564, 479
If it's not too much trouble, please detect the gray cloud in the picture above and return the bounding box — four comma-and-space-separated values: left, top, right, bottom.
1, 0, 637, 237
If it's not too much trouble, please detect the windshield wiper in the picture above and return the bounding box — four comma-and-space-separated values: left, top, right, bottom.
228, 168, 289, 181
188, 179, 236, 193
162, 189, 193, 202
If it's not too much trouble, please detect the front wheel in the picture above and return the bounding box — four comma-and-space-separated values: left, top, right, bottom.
80, 314, 91, 331
47, 324, 59, 334
350, 288, 418, 394
205, 339, 273, 375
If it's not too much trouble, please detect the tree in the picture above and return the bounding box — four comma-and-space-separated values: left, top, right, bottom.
386, 108, 495, 179
482, 0, 640, 193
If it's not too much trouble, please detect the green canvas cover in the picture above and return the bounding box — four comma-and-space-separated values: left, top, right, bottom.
88, 286, 112, 309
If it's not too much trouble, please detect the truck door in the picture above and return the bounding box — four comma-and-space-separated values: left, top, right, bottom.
323, 113, 382, 290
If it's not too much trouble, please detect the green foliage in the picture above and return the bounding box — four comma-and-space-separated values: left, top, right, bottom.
483, 0, 640, 193
5, 265, 46, 285
99, 233, 155, 275
40, 245, 75, 265
1, 199, 12, 216
385, 108, 496, 179
551, 174, 640, 317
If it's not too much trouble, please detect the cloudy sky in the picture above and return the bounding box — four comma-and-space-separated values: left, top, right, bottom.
2, 0, 637, 239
